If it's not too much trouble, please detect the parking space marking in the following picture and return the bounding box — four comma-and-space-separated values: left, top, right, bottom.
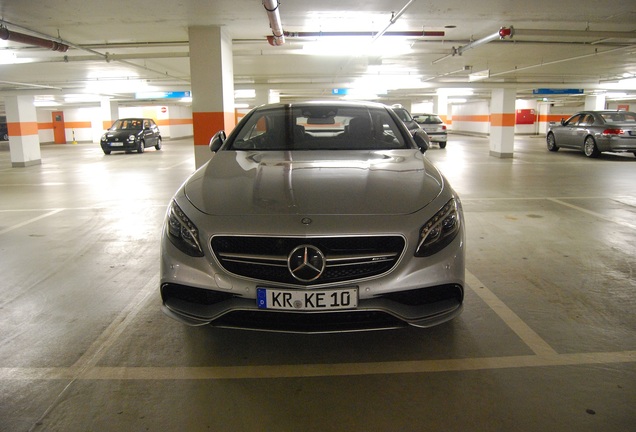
158, 159, 194, 170
1, 267, 635, 382
2, 350, 635, 381
465, 270, 558, 356
549, 198, 636, 231
0, 208, 63, 236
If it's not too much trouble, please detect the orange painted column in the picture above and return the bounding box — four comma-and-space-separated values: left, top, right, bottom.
189, 26, 235, 168
489, 88, 516, 158
5, 95, 42, 167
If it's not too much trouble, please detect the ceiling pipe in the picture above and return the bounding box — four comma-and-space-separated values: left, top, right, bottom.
284, 30, 445, 38
263, 0, 285, 46
371, 0, 417, 43
0, 27, 69, 52
455, 27, 512, 56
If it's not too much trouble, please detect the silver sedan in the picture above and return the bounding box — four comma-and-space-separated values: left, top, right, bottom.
546, 110, 636, 158
160, 101, 465, 333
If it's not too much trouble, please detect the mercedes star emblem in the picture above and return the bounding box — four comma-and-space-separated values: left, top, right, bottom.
288, 245, 326, 282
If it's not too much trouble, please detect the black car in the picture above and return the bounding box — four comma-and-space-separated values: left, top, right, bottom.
0, 116, 8, 141
100, 118, 162, 154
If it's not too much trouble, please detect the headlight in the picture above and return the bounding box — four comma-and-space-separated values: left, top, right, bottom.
128, 134, 136, 142
101, 135, 106, 142
415, 198, 461, 257
166, 200, 204, 257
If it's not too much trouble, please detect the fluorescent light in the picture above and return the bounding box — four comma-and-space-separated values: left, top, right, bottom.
34, 101, 61, 107
469, 69, 490, 82
302, 37, 412, 57
64, 94, 103, 103
235, 89, 256, 99
437, 88, 474, 96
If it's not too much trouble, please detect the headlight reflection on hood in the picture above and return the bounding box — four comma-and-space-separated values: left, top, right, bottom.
415, 197, 461, 257
166, 200, 204, 257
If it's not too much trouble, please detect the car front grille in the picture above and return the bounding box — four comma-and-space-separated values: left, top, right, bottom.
211, 235, 406, 287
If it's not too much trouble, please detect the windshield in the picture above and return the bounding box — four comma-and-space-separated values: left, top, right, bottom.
393, 108, 414, 122
413, 114, 443, 124
229, 105, 409, 151
110, 119, 143, 131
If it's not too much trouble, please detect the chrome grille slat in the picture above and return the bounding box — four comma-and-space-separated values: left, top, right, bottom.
211, 235, 405, 286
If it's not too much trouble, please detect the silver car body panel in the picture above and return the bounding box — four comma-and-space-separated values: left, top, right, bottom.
547, 110, 636, 154
160, 101, 465, 332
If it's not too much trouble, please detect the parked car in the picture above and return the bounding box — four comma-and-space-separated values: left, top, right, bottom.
391, 104, 427, 136
100, 118, 162, 154
413, 113, 448, 148
546, 110, 636, 158
160, 101, 465, 333
0, 116, 8, 141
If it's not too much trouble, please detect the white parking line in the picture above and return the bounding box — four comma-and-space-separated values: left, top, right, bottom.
549, 198, 636, 231
1, 267, 635, 382
0, 209, 64, 236
465, 270, 558, 356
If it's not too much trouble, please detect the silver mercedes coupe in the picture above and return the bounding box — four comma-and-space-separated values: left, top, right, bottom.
160, 101, 465, 332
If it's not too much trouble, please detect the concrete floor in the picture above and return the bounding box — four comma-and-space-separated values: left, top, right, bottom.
0, 136, 634, 432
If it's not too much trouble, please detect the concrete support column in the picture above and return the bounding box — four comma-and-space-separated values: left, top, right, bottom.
433, 94, 448, 123
489, 88, 516, 158
5, 95, 41, 167
268, 90, 280, 104
100, 98, 119, 130
254, 88, 269, 107
189, 26, 235, 168
585, 94, 606, 110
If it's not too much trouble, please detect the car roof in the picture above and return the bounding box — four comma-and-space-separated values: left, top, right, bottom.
253, 100, 392, 111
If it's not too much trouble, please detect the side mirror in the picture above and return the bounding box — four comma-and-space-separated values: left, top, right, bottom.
209, 130, 226, 152
413, 129, 429, 153
560, 119, 566, 126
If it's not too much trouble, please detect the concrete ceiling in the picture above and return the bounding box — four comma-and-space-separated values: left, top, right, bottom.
1, 0, 635, 112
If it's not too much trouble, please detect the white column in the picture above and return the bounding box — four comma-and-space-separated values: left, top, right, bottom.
268, 90, 280, 104
585, 94, 606, 110
5, 95, 41, 167
254, 88, 269, 106
189, 26, 235, 168
100, 98, 119, 129
433, 94, 449, 124
489, 88, 516, 158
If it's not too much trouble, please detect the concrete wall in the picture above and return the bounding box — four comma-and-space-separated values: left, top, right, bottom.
36, 104, 194, 144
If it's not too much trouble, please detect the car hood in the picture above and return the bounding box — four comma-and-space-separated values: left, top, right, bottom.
184, 150, 443, 216
103, 130, 140, 139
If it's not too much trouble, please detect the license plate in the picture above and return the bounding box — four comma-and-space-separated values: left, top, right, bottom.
257, 287, 358, 311
110, 142, 123, 147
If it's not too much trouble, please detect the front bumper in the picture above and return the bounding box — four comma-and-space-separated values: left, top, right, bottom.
101, 141, 138, 151
161, 282, 464, 333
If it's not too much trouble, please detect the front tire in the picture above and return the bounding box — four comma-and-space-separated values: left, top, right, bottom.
547, 133, 559, 152
583, 136, 600, 158
137, 139, 145, 153
155, 137, 162, 150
